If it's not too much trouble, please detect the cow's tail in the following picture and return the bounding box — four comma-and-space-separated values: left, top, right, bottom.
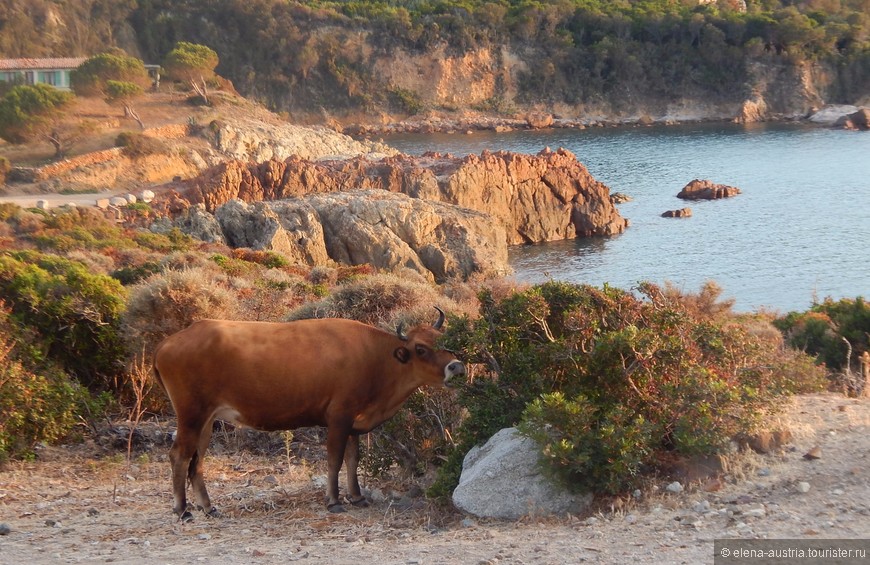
151, 344, 167, 394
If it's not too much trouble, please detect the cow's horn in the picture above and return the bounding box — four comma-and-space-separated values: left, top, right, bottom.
396, 323, 408, 341
433, 306, 445, 330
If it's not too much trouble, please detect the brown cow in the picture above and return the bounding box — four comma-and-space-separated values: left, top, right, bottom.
153, 307, 465, 521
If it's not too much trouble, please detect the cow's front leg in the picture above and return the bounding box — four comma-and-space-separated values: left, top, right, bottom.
324, 425, 350, 513
344, 434, 369, 508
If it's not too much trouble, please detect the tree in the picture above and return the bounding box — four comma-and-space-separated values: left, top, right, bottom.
105, 80, 145, 129
0, 84, 75, 158
163, 41, 219, 105
71, 51, 150, 128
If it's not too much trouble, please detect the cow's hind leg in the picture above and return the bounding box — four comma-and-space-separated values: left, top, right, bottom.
188, 419, 218, 517
169, 422, 202, 522
344, 434, 369, 508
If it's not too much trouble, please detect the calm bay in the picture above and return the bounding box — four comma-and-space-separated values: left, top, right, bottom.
382, 122, 870, 313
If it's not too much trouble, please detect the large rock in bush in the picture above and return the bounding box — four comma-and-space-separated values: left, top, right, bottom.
452, 428, 592, 519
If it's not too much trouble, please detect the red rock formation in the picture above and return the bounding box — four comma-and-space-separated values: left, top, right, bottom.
677, 179, 741, 200
662, 208, 693, 218
166, 148, 628, 245
842, 108, 870, 131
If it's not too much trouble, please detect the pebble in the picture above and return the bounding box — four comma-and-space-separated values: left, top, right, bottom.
0, 524, 10, 535
197, 533, 211, 541
692, 500, 711, 513
831, 488, 844, 496
585, 517, 599, 526
797, 482, 811, 493
743, 506, 766, 518
666, 481, 683, 494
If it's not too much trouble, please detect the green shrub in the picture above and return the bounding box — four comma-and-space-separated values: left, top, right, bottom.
388, 87, 425, 115
0, 303, 112, 461
360, 387, 461, 478
115, 131, 169, 158
429, 281, 825, 498
286, 272, 467, 329
111, 261, 162, 285
775, 297, 869, 373
211, 252, 256, 277
132, 228, 193, 253
0, 251, 128, 391
0, 156, 10, 185
231, 248, 290, 269
0, 350, 86, 461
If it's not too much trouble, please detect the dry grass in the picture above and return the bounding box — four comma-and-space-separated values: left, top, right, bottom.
0, 89, 228, 167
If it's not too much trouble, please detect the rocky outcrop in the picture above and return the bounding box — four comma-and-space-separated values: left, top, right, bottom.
171, 148, 628, 246
207, 117, 397, 163
452, 428, 592, 519
677, 179, 741, 200
216, 199, 330, 266
440, 148, 628, 243
808, 104, 861, 126
173, 191, 509, 283
837, 108, 870, 131
733, 95, 768, 124
662, 208, 692, 218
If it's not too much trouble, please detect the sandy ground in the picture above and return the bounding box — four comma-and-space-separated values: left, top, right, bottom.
1, 392, 869, 565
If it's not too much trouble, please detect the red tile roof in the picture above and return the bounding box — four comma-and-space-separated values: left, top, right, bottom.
0, 58, 88, 71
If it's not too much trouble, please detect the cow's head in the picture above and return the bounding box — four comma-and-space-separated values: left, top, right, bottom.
394, 307, 466, 387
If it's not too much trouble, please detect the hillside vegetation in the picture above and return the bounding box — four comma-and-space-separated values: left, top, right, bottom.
1, 0, 869, 121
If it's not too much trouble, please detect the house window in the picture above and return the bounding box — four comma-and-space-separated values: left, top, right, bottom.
39, 71, 59, 86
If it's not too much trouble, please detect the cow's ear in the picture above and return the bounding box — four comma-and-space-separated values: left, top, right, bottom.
394, 347, 411, 364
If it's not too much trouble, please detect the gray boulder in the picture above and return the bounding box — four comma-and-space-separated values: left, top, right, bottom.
308, 190, 508, 282
215, 199, 329, 265
452, 428, 592, 519
175, 204, 226, 244
808, 104, 859, 126
181, 191, 509, 282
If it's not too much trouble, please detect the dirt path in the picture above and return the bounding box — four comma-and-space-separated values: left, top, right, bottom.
1, 393, 868, 564
0, 191, 120, 209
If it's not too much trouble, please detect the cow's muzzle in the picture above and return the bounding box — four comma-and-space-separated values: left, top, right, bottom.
443, 360, 466, 387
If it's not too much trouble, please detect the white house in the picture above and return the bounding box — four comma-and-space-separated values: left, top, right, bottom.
0, 57, 88, 90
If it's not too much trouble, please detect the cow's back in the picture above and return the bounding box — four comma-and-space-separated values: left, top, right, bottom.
154, 318, 391, 430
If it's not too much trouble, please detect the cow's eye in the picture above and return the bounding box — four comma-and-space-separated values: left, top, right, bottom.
415, 345, 427, 357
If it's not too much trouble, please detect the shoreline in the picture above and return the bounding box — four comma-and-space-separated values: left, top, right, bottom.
342, 104, 868, 138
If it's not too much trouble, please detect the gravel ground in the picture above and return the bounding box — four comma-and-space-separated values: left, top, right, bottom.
1, 392, 868, 564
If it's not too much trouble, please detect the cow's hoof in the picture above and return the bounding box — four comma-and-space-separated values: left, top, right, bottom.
205, 507, 221, 519
179, 510, 194, 523
327, 502, 346, 514
349, 496, 370, 508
